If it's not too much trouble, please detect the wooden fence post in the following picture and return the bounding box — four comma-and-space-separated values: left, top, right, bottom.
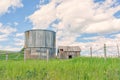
6, 52, 8, 61
90, 47, 92, 57
104, 44, 107, 60
47, 49, 49, 62
24, 50, 26, 61
24, 49, 26, 62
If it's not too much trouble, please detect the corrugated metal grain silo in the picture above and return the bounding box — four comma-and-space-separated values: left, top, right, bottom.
24, 29, 56, 59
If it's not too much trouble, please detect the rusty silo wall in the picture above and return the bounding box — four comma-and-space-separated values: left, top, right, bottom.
24, 29, 56, 59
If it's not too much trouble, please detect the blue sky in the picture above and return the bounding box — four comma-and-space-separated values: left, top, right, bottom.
0, 0, 120, 53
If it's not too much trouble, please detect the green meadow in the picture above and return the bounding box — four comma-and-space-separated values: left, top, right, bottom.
0, 53, 120, 80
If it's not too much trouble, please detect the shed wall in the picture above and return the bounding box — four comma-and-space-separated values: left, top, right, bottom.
59, 51, 80, 59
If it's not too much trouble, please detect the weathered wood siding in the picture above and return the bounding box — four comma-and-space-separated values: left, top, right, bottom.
58, 46, 81, 59
24, 29, 56, 59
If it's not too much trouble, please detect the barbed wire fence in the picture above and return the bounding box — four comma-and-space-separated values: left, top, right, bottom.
81, 43, 120, 58
0, 52, 24, 61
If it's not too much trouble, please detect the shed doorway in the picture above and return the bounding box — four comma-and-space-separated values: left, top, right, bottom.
68, 55, 72, 59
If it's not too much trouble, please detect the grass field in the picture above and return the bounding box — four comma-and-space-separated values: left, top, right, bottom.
0, 53, 23, 60
0, 55, 120, 80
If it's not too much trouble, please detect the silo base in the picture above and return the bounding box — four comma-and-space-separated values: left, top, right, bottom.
24, 48, 56, 59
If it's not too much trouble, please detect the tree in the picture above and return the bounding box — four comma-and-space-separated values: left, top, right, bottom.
20, 47, 24, 54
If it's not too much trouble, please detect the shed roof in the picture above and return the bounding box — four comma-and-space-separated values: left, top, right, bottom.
58, 46, 81, 51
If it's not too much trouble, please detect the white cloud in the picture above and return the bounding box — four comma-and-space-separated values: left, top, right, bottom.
0, 46, 22, 51
15, 33, 24, 37
0, 37, 24, 51
0, 34, 8, 41
0, 23, 17, 42
29, 0, 120, 33
0, 0, 23, 51
0, 0, 23, 15
85, 18, 120, 34
14, 22, 19, 26
0, 23, 17, 34
28, 0, 120, 57
14, 38, 24, 46
14, 33, 24, 47
0, 36, 24, 51
29, 0, 120, 35
29, 1, 57, 29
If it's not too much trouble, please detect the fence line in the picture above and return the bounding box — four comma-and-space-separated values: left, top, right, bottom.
0, 53, 24, 61
0, 44, 120, 61
81, 44, 120, 58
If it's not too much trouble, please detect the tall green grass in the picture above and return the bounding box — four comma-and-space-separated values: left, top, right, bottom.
0, 57, 120, 80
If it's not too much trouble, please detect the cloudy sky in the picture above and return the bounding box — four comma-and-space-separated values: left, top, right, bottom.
0, 0, 120, 55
